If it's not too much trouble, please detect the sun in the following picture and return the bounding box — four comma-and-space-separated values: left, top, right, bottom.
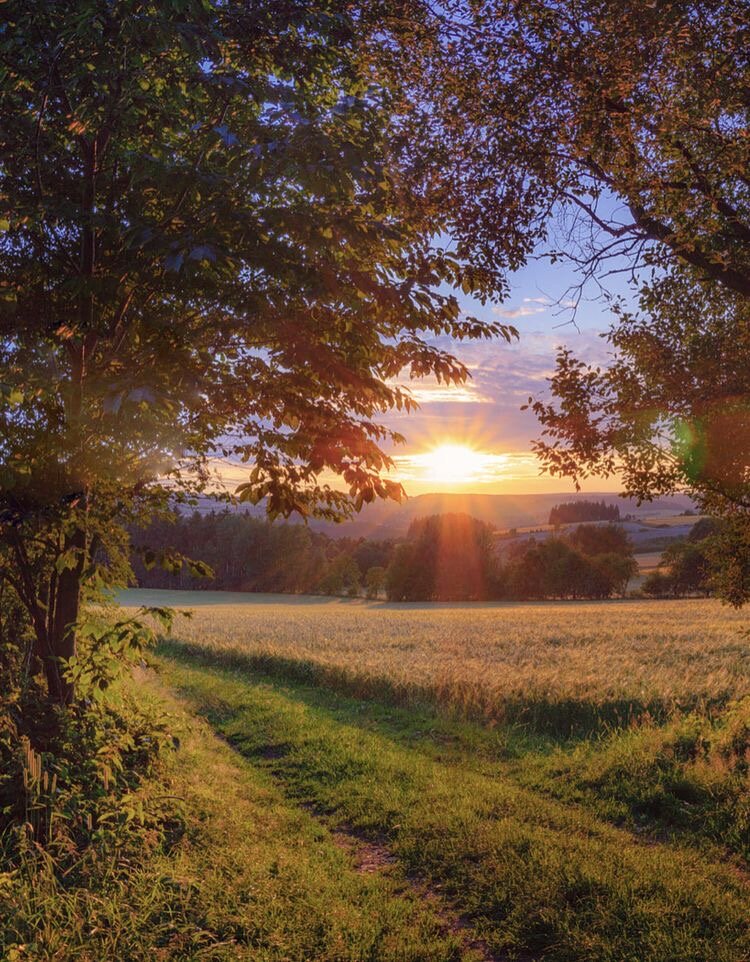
420, 443, 488, 485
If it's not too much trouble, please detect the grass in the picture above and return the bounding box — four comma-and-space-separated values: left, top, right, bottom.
18, 591, 741, 960
157, 648, 750, 962
1, 673, 471, 962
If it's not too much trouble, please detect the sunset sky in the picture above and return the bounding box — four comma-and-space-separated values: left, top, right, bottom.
373, 250, 629, 496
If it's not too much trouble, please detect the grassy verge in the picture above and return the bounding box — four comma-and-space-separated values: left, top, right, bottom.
158, 646, 750, 962
1, 674, 470, 962
159, 639, 750, 864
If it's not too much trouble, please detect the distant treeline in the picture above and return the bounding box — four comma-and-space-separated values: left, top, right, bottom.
386, 515, 637, 601
548, 500, 621, 525
131, 511, 393, 597
131, 510, 642, 602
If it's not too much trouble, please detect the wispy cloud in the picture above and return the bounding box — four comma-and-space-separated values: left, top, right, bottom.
493, 297, 551, 319
389, 376, 491, 405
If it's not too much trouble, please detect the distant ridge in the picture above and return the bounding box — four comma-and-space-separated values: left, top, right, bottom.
187, 490, 696, 540
310, 491, 696, 539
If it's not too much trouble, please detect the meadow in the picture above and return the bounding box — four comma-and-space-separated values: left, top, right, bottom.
70, 590, 747, 962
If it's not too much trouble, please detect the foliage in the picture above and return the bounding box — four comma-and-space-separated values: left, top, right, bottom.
133, 510, 326, 593
405, 1, 750, 603
528, 270, 750, 602
131, 509, 396, 597
549, 500, 621, 526
661, 540, 712, 597
503, 537, 635, 600
0, 0, 515, 708
386, 513, 496, 601
566, 523, 632, 558
702, 515, 750, 607
414, 0, 750, 300
0, 600, 176, 852
364, 565, 387, 599
316, 553, 362, 597
0, 687, 175, 881
641, 570, 679, 600
502, 525, 636, 600
382, 515, 637, 602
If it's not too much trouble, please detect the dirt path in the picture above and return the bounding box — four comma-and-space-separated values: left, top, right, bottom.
294, 792, 532, 962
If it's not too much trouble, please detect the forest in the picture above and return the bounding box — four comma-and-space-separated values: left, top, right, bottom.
131, 508, 724, 602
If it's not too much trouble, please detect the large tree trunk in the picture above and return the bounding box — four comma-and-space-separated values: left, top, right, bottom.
43, 526, 86, 706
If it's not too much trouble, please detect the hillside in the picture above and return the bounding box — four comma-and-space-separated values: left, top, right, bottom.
190, 490, 696, 539
310, 491, 696, 540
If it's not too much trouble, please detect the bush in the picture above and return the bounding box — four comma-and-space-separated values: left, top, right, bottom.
0, 599, 177, 878
642, 570, 676, 598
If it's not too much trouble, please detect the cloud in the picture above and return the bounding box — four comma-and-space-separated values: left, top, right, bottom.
378, 326, 612, 451
388, 376, 491, 405
493, 297, 551, 319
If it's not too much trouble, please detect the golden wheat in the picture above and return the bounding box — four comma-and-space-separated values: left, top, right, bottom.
155, 597, 748, 724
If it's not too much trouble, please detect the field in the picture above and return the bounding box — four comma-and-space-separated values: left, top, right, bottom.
127, 590, 750, 732
97, 591, 750, 961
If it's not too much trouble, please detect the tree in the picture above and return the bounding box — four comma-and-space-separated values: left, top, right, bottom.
0, 1, 515, 706
317, 553, 361, 597
528, 268, 750, 602
131, 510, 330, 593
567, 524, 632, 559
364, 565, 386, 599
502, 535, 635, 599
642, 570, 677, 599
411, 0, 750, 303
661, 541, 711, 597
591, 553, 638, 597
386, 513, 496, 601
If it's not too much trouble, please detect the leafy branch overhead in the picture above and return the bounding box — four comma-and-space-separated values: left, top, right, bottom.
0, 0, 515, 524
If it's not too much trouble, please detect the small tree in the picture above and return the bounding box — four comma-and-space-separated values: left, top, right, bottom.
642, 570, 677, 599
364, 566, 386, 599
317, 554, 361, 597
661, 541, 711, 597
567, 524, 633, 559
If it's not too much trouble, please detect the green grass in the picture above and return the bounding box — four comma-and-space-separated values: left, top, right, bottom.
1, 674, 471, 962
157, 644, 750, 962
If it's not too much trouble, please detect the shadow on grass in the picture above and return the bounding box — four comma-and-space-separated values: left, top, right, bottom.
156, 638, 728, 741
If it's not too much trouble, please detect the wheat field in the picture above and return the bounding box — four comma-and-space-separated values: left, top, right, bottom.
135, 592, 750, 730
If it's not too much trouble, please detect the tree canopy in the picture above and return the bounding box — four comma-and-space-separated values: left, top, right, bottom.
413, 0, 750, 302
